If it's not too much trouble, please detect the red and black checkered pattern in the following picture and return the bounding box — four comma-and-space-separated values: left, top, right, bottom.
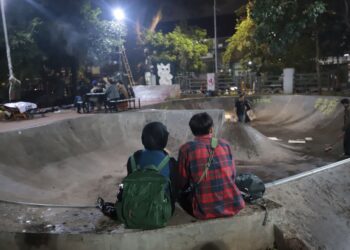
177, 134, 245, 219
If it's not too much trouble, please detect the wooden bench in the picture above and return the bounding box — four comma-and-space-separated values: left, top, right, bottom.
107, 98, 141, 112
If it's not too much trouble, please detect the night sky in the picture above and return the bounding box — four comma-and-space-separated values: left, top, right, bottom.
125, 0, 246, 38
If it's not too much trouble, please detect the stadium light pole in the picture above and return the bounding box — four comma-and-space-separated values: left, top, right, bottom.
213, 0, 218, 74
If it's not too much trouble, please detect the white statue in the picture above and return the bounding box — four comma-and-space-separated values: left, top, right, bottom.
157, 63, 173, 85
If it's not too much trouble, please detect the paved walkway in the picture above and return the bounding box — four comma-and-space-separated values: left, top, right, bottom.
0, 110, 90, 133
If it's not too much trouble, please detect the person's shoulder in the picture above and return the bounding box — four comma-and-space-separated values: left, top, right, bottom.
129, 149, 143, 159
218, 138, 230, 147
179, 141, 194, 152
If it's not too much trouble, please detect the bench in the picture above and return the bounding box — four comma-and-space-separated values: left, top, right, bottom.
106, 98, 141, 112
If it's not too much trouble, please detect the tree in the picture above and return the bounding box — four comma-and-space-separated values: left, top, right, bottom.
223, 4, 267, 70
0, 0, 44, 101
142, 26, 210, 73
252, 0, 326, 55
0, 0, 124, 102
251, 0, 326, 91
80, 2, 126, 67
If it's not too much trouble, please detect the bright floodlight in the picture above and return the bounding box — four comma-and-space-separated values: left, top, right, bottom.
113, 8, 125, 21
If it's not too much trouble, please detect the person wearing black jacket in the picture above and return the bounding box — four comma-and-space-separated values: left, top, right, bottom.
235, 94, 251, 123
341, 98, 350, 156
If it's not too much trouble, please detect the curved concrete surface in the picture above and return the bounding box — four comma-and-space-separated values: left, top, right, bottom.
0, 95, 349, 249
0, 95, 345, 205
151, 95, 344, 178
267, 160, 350, 250
0, 110, 224, 205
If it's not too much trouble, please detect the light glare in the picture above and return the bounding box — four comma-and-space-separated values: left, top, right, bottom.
113, 8, 125, 21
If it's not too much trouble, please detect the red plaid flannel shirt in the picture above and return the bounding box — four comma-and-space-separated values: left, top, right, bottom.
177, 134, 245, 219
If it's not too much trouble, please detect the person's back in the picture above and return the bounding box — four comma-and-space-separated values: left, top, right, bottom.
120, 122, 174, 229
127, 149, 170, 178
105, 83, 120, 101
117, 81, 129, 99
235, 94, 250, 122
176, 112, 245, 219
97, 122, 174, 229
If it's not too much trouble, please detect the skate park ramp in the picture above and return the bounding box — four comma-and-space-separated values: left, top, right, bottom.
0, 95, 349, 249
267, 160, 350, 250
0, 95, 345, 205
151, 95, 345, 179
0, 110, 224, 205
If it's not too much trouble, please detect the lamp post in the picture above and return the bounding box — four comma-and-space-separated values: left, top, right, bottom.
113, 8, 125, 82
213, 0, 218, 74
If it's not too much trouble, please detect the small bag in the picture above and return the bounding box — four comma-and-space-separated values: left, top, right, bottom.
235, 173, 265, 202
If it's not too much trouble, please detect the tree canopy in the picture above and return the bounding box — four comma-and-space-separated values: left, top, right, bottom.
0, 0, 127, 101
0, 0, 124, 81
223, 5, 265, 69
252, 0, 326, 56
141, 26, 210, 73
224, 0, 349, 72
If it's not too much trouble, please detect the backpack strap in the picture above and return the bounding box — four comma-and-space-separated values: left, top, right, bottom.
197, 138, 218, 184
156, 155, 170, 172
130, 154, 138, 173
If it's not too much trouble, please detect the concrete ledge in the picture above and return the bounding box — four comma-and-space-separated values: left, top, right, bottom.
0, 200, 282, 250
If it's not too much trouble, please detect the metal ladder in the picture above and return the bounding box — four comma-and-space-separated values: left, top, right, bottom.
121, 46, 135, 86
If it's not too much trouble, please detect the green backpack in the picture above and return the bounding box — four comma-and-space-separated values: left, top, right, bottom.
116, 154, 172, 229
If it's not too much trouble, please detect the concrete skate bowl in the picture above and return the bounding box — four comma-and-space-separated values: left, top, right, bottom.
0, 109, 281, 250
0, 95, 349, 250
0, 110, 225, 205
150, 95, 345, 180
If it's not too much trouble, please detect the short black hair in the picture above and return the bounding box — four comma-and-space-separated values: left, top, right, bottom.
189, 112, 213, 136
341, 98, 349, 105
141, 122, 169, 150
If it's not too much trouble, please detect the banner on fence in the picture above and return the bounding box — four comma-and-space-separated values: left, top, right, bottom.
207, 73, 215, 91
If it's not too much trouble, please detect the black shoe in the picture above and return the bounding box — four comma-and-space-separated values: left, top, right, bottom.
96, 197, 105, 209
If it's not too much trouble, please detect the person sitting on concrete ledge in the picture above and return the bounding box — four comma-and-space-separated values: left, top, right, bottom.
97, 122, 176, 228
175, 112, 245, 219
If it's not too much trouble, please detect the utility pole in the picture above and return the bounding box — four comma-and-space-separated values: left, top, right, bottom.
213, 0, 218, 74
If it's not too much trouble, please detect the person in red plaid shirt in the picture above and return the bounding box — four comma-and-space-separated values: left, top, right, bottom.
175, 112, 245, 219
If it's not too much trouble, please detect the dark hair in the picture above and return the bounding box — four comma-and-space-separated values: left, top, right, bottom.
341, 98, 349, 105
189, 112, 213, 136
141, 122, 169, 150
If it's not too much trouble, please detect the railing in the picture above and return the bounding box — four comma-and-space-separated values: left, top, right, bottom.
175, 72, 345, 94
294, 73, 330, 93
